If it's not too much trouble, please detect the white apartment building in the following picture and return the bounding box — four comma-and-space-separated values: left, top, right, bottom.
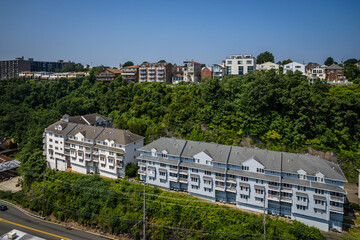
256, 62, 280, 71
43, 115, 144, 179
283, 62, 306, 75
138, 138, 347, 232
225, 54, 256, 76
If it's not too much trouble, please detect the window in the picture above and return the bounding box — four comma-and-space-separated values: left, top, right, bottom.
149, 177, 155, 181
256, 168, 264, 173
297, 205, 306, 210
191, 177, 198, 182
298, 174, 306, 180
194, 158, 199, 163
159, 171, 166, 176
204, 187, 212, 192
101, 164, 105, 167
255, 197, 263, 202
295, 66, 301, 68
191, 185, 199, 190
256, 179, 264, 184
246, 60, 252, 64
79, 146, 83, 150
297, 186, 306, 191
205, 171, 211, 176
227, 66, 232, 75
238, 66, 244, 75
55, 147, 58, 150
315, 200, 325, 205
204, 179, 212, 185
247, 66, 254, 72
109, 166, 114, 170
240, 186, 248, 191
49, 138, 53, 142
108, 159, 113, 163
162, 153, 168, 158
71, 144, 75, 147
314, 208, 325, 214
297, 196, 307, 202
240, 194, 248, 200
49, 145, 53, 148
240, 177, 248, 182
255, 189, 264, 195
160, 163, 166, 167
205, 160, 211, 165
109, 152, 114, 155
315, 189, 324, 195
160, 179, 166, 183
243, 166, 249, 171
316, 177, 324, 182
192, 169, 198, 173
237, 60, 243, 64
227, 61, 232, 65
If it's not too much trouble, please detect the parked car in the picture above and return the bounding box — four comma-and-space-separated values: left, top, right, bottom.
0, 205, 8, 211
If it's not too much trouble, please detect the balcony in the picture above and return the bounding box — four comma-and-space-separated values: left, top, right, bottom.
85, 149, 91, 153
280, 196, 292, 203
179, 169, 188, 174
138, 170, 146, 175
215, 184, 225, 191
169, 176, 178, 182
138, 162, 146, 167
330, 205, 344, 214
330, 195, 344, 203
227, 177, 236, 183
179, 177, 188, 184
226, 186, 237, 193
64, 144, 70, 149
215, 176, 225, 181
116, 161, 123, 168
93, 151, 99, 155
268, 194, 280, 201
281, 187, 292, 193
169, 168, 178, 173
268, 185, 280, 191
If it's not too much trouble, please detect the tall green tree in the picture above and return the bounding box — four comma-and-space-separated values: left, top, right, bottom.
256, 51, 275, 64
324, 57, 334, 66
123, 61, 134, 67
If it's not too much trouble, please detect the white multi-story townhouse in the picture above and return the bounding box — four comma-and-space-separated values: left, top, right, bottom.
256, 62, 280, 71
43, 115, 144, 179
211, 63, 226, 79
137, 138, 347, 232
283, 62, 306, 75
224, 54, 256, 76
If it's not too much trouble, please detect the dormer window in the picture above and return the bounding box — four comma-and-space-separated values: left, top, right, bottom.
299, 174, 306, 180
194, 158, 199, 163
162, 153, 167, 158
316, 177, 324, 183
205, 160, 212, 165
256, 168, 264, 173
243, 166, 249, 171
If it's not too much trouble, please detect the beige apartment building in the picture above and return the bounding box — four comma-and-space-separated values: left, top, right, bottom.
183, 61, 202, 82
120, 65, 139, 83
256, 62, 279, 71
139, 62, 174, 83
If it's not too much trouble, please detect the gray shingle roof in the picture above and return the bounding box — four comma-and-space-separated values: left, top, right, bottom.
67, 124, 103, 140
45, 120, 77, 135
181, 140, 231, 164
96, 128, 143, 145
138, 137, 187, 156
327, 64, 343, 70
139, 138, 347, 182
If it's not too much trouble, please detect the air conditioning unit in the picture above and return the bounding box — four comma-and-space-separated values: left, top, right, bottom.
8, 231, 17, 239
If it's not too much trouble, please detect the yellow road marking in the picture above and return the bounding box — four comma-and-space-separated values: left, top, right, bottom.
0, 218, 72, 240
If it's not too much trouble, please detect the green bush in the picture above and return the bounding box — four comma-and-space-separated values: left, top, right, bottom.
125, 163, 138, 178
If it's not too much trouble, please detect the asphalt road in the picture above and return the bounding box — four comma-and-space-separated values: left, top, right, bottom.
0, 204, 110, 240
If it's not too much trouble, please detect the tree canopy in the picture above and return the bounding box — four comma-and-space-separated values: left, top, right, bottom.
324, 57, 334, 66
256, 51, 275, 64
123, 61, 134, 68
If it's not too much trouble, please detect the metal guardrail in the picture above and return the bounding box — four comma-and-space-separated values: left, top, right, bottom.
0, 199, 45, 220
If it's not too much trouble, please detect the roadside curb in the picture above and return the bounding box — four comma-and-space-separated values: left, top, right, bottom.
0, 199, 117, 240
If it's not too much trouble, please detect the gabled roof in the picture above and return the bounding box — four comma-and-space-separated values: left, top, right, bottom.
68, 124, 103, 140
46, 120, 77, 134
96, 128, 144, 145
139, 137, 187, 156
122, 65, 139, 69
64, 113, 111, 125
106, 68, 122, 74
327, 63, 343, 70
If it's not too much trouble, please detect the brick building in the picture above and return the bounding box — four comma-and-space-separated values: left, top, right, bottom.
201, 66, 213, 79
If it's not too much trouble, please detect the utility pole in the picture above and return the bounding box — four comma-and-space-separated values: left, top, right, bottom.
143, 186, 146, 240
42, 169, 45, 218
263, 191, 266, 240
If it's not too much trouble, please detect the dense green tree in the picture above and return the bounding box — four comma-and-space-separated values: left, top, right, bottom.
344, 58, 358, 66
123, 61, 134, 67
324, 57, 334, 66
256, 51, 275, 64
125, 163, 138, 177
158, 60, 166, 63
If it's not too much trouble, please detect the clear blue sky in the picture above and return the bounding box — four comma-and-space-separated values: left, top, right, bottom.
0, 0, 359, 67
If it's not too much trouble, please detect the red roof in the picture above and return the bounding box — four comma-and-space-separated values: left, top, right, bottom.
0, 155, 12, 164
